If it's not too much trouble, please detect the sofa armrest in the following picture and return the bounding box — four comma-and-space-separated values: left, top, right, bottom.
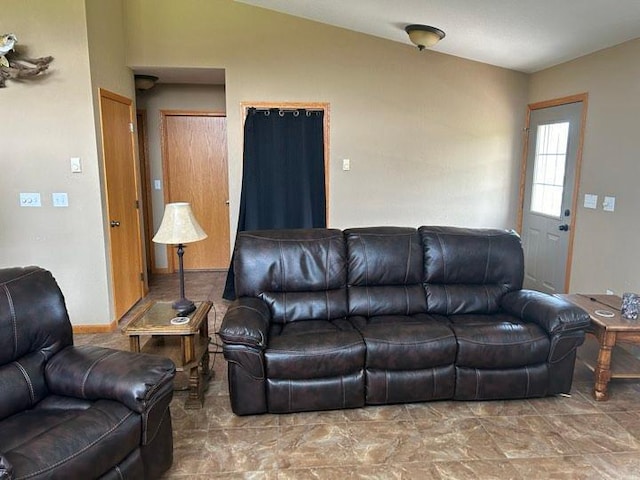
45, 345, 176, 414
501, 289, 591, 335
219, 297, 271, 349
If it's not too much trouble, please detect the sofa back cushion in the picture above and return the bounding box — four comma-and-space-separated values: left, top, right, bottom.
345, 227, 426, 316
0, 266, 73, 420
234, 229, 348, 323
419, 226, 524, 314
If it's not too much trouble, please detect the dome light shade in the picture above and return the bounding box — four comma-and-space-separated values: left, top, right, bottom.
405, 24, 446, 51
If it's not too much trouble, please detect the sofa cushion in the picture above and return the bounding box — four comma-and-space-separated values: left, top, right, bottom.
351, 314, 457, 404
234, 229, 348, 322
450, 314, 550, 368
345, 227, 426, 316
419, 226, 524, 314
350, 314, 456, 370
265, 320, 365, 379
0, 398, 140, 479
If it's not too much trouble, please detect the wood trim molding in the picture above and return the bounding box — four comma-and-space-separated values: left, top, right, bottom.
73, 321, 118, 334
239, 101, 331, 225
517, 92, 589, 292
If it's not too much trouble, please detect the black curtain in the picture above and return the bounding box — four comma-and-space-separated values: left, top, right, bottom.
223, 107, 326, 299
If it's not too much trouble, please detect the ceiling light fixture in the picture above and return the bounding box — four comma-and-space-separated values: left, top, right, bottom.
405, 24, 445, 51
134, 74, 159, 91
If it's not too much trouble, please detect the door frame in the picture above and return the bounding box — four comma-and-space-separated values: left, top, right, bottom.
240, 101, 331, 224
137, 109, 154, 278
98, 88, 145, 321
160, 110, 229, 273
517, 93, 588, 292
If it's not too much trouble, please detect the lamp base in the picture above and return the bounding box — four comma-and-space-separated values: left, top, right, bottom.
172, 298, 196, 315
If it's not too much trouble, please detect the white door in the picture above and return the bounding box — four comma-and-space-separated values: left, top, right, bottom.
521, 101, 584, 294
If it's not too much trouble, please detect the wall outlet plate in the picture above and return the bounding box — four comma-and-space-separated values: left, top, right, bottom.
584, 193, 598, 209
603, 196, 616, 212
20, 192, 41, 207
52, 192, 69, 207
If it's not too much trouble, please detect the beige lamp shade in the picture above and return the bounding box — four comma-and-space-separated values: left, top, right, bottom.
152, 202, 207, 245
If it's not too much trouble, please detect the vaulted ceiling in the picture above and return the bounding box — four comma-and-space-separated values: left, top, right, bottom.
237, 0, 640, 73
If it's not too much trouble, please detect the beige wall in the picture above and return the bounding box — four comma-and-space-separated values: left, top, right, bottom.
125, 0, 529, 246
0, 0, 112, 325
530, 39, 640, 294
136, 84, 227, 269
15, 0, 630, 327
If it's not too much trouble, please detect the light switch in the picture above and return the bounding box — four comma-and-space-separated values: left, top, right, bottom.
70, 157, 82, 173
20, 193, 41, 207
603, 196, 616, 212
342, 159, 351, 171
154, 180, 162, 190
583, 194, 598, 209
52, 192, 69, 207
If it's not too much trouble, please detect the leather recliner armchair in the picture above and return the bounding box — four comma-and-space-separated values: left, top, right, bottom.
0, 266, 176, 480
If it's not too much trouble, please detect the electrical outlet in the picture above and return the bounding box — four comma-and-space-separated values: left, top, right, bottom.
20, 192, 41, 207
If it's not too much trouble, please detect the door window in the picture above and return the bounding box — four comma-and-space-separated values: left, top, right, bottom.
530, 122, 570, 218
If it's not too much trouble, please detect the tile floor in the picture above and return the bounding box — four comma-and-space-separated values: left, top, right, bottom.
75, 272, 640, 479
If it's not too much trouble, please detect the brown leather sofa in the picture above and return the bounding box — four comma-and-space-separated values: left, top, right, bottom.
219, 226, 591, 415
0, 266, 175, 480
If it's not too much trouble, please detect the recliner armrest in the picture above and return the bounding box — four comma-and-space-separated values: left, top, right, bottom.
219, 297, 271, 349
45, 345, 175, 414
501, 289, 591, 335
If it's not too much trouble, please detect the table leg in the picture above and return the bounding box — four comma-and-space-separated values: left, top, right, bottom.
594, 330, 617, 401
129, 335, 141, 353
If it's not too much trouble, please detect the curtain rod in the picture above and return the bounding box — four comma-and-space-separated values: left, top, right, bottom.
247, 107, 324, 117
247, 107, 325, 112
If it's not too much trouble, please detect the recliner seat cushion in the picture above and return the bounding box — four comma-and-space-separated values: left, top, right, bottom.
0, 398, 140, 479
450, 314, 550, 368
350, 314, 456, 370
350, 314, 457, 404
265, 320, 365, 379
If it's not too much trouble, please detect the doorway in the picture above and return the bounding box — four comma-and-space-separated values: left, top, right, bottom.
161, 111, 230, 270
99, 89, 145, 320
518, 94, 588, 294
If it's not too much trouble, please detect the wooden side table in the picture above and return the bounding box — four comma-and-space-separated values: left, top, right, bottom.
558, 294, 640, 401
122, 300, 213, 408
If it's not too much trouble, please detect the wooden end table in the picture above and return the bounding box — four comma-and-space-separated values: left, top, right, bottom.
122, 300, 213, 409
558, 294, 640, 401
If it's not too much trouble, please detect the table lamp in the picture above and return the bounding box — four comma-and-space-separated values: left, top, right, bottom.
152, 202, 207, 314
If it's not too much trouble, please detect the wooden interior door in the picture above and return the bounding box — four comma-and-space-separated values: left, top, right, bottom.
162, 113, 230, 270
99, 89, 144, 319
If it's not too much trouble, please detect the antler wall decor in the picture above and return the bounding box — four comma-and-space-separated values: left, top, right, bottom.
0, 34, 54, 88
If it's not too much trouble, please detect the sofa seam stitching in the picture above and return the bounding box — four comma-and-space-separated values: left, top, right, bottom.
80, 350, 119, 397
2, 284, 18, 358
12, 361, 35, 405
